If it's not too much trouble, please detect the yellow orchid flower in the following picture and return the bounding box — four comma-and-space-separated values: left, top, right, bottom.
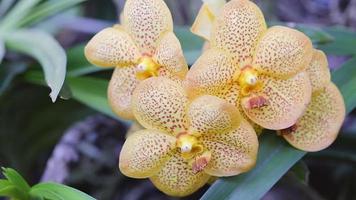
119, 77, 258, 197
84, 0, 188, 119
279, 49, 345, 152
186, 0, 313, 130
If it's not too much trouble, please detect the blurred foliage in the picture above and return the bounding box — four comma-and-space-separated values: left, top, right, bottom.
0, 168, 95, 200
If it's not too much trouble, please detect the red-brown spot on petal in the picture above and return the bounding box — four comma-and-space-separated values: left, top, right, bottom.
242, 95, 269, 110
191, 152, 211, 174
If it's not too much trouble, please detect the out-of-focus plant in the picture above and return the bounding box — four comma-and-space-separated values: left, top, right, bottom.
0, 167, 96, 200
0, 0, 86, 101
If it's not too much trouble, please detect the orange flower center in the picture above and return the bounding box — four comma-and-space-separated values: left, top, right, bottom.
135, 56, 160, 80
233, 65, 263, 96
176, 133, 203, 159
176, 132, 211, 174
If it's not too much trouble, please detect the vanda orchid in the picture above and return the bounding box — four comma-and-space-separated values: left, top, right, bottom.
188, 0, 313, 130
85, 0, 188, 119
119, 77, 258, 196
279, 49, 345, 152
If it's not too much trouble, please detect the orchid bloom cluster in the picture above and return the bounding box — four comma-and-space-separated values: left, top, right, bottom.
85, 0, 345, 197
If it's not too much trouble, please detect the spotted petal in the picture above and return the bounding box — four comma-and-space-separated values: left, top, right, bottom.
153, 32, 188, 79
201, 119, 258, 176
85, 27, 140, 67
123, 0, 173, 55
282, 83, 345, 152
185, 48, 237, 99
306, 49, 331, 92
108, 66, 139, 119
191, 0, 226, 40
150, 153, 210, 197
188, 95, 240, 136
242, 72, 312, 130
132, 77, 189, 135
211, 0, 267, 64
119, 129, 176, 178
253, 26, 313, 78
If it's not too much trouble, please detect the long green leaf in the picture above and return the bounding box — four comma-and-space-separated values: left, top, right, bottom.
0, 0, 41, 31
18, 0, 87, 27
201, 57, 356, 200
4, 29, 66, 102
2, 168, 31, 192
319, 27, 356, 56
0, 0, 15, 17
67, 76, 116, 119
0, 38, 4, 64
30, 182, 96, 200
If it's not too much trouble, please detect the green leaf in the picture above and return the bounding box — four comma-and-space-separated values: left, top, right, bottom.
0, 0, 15, 17
295, 24, 334, 45
30, 182, 96, 200
4, 29, 67, 102
0, 38, 4, 64
0, 185, 28, 200
319, 27, 356, 56
66, 44, 105, 77
0, 0, 41, 31
201, 56, 356, 200
290, 161, 309, 184
67, 76, 116, 119
18, 0, 87, 27
2, 168, 31, 192
174, 26, 204, 65
332, 57, 356, 110
0, 62, 27, 95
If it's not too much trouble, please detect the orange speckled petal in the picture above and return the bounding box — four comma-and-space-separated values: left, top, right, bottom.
108, 66, 139, 120
253, 26, 313, 78
132, 77, 189, 135
211, 0, 267, 64
306, 49, 331, 92
242, 72, 312, 130
123, 0, 173, 55
150, 153, 210, 197
85, 27, 140, 67
185, 49, 237, 99
282, 83, 345, 152
119, 129, 176, 178
188, 95, 241, 135
201, 119, 258, 176
153, 32, 188, 79
191, 0, 226, 40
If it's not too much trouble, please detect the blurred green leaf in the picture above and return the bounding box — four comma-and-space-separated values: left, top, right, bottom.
175, 26, 204, 65
0, 0, 15, 17
290, 161, 310, 184
0, 38, 4, 64
30, 182, 96, 200
201, 56, 356, 200
4, 29, 66, 102
319, 27, 356, 56
18, 0, 87, 27
2, 168, 31, 192
0, 62, 27, 95
0, 185, 28, 200
0, 0, 41, 31
0, 168, 31, 200
58, 81, 73, 100
67, 44, 105, 77
67, 76, 116, 119
296, 24, 334, 45
332, 57, 356, 110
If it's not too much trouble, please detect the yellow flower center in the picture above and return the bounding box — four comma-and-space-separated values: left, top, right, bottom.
234, 65, 263, 96
176, 133, 203, 160
135, 56, 160, 80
